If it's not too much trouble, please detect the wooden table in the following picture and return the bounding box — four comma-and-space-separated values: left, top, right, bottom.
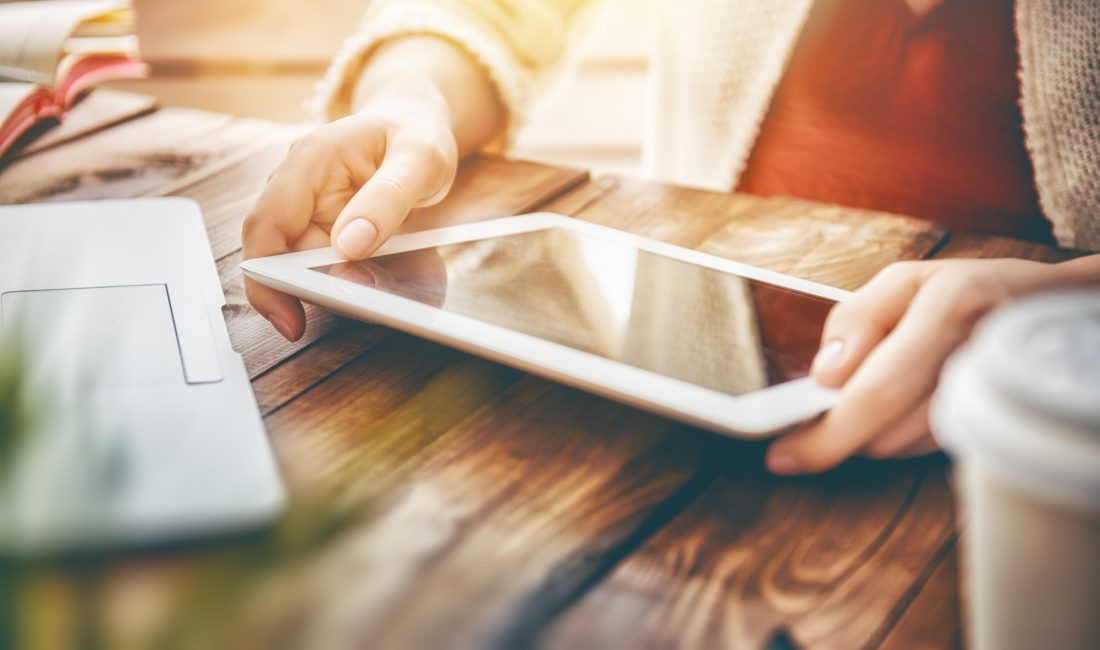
0, 93, 1082, 649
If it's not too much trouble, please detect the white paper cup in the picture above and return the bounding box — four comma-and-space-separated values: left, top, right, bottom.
932, 289, 1100, 650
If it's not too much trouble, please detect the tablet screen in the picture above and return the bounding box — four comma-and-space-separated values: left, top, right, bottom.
313, 228, 833, 396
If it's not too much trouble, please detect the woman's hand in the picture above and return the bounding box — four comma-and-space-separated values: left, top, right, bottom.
765, 257, 1082, 475
242, 35, 505, 342
242, 89, 458, 341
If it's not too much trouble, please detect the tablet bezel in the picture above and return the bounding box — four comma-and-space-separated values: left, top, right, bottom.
241, 213, 852, 437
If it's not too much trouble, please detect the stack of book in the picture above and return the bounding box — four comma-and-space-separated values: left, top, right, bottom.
0, 0, 147, 159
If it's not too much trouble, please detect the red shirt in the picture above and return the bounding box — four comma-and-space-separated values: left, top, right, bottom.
737, 0, 1052, 243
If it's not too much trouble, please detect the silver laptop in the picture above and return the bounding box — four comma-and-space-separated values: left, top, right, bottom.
0, 198, 284, 553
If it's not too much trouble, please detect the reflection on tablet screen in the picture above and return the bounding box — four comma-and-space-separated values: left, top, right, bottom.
313, 228, 833, 396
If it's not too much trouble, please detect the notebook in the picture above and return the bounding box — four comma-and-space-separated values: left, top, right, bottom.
0, 0, 148, 159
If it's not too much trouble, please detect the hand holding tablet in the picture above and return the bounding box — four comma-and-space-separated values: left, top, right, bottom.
241, 214, 851, 437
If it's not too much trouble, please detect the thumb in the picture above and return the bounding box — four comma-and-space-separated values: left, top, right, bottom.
811, 261, 928, 387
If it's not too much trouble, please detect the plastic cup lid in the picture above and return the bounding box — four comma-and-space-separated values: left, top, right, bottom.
986, 291, 1100, 428
931, 289, 1100, 512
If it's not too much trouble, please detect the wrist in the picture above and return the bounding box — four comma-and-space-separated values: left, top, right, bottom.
347, 35, 504, 158
350, 36, 474, 131
1051, 253, 1100, 286
353, 75, 452, 124
995, 255, 1100, 299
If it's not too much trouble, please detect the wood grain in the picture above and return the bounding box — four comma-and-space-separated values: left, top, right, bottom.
550, 178, 947, 291
696, 194, 947, 291
0, 109, 272, 205
262, 333, 519, 492
258, 365, 713, 648
538, 175, 618, 216
544, 447, 955, 649
250, 320, 390, 415
7, 105, 1058, 649
403, 156, 588, 233
933, 231, 1087, 263
561, 177, 750, 248
792, 460, 956, 649
880, 545, 963, 650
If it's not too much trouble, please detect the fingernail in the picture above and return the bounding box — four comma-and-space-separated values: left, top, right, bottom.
337, 219, 378, 259
767, 451, 802, 475
267, 312, 295, 341
811, 339, 845, 376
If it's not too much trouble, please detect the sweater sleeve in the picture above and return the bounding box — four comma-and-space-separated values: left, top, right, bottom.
310, 0, 595, 148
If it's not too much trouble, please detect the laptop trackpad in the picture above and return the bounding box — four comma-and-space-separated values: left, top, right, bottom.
3, 285, 190, 388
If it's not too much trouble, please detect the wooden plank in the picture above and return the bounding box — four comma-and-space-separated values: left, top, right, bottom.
880, 545, 963, 650
555, 177, 751, 248
790, 460, 955, 648
261, 333, 522, 491
81, 339, 532, 649
933, 231, 1086, 263
248, 356, 712, 648
250, 320, 390, 415
540, 175, 618, 216
401, 156, 588, 232
549, 178, 947, 291
0, 108, 274, 205
545, 454, 955, 649
696, 194, 947, 291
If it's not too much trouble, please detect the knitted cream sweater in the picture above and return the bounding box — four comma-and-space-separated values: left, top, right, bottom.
315, 0, 1100, 251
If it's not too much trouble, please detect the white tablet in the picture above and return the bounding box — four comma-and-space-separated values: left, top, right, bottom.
241, 213, 851, 438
